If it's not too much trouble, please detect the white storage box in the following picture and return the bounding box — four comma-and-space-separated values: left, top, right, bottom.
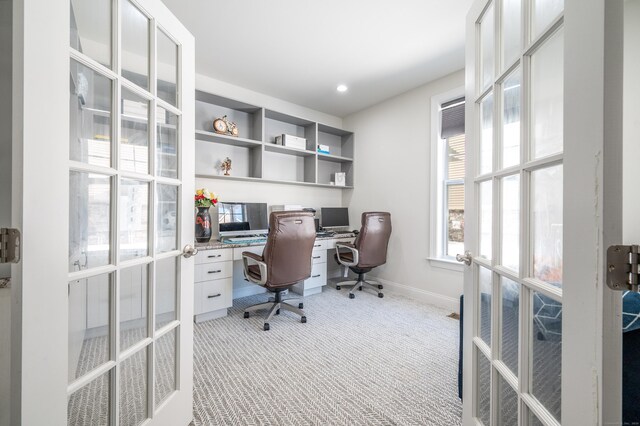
275, 134, 307, 150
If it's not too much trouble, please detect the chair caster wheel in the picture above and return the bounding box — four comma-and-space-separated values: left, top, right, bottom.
301, 316, 307, 323
349, 293, 355, 299
243, 312, 250, 319
276, 309, 280, 315
298, 303, 304, 309
378, 293, 384, 298
263, 323, 270, 331
378, 285, 384, 289
358, 287, 363, 291
336, 285, 341, 290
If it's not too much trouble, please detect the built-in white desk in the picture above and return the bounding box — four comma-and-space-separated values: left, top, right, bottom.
193, 234, 356, 323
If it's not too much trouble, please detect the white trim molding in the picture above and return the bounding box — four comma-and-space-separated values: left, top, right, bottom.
371, 276, 460, 313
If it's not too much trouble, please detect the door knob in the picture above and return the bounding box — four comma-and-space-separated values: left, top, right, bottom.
456, 251, 472, 266
182, 244, 198, 258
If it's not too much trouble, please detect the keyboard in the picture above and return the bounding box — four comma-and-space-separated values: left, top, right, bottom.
316, 231, 335, 237
226, 237, 267, 244
333, 233, 354, 238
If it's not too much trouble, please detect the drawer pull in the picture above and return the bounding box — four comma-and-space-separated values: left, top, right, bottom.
312, 274, 321, 278
314, 244, 322, 248
208, 270, 222, 274
207, 293, 221, 299
312, 256, 321, 259
208, 254, 222, 258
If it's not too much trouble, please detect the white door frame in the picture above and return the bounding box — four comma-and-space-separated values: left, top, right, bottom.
10, 0, 194, 424
462, 0, 623, 424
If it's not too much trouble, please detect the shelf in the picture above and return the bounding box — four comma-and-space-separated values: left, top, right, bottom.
318, 153, 353, 163
264, 143, 315, 157
195, 173, 353, 189
195, 130, 262, 148
318, 123, 353, 137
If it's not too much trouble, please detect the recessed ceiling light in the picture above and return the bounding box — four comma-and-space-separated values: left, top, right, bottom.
336, 84, 348, 93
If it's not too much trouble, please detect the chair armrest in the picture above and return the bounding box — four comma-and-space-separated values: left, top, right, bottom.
242, 252, 267, 285
335, 243, 359, 267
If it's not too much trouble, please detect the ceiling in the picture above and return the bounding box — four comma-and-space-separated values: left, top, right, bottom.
161, 0, 473, 117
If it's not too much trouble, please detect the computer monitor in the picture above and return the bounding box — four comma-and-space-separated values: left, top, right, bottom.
218, 202, 268, 237
321, 207, 349, 229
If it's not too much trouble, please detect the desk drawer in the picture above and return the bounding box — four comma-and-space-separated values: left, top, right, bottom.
304, 263, 326, 290
195, 261, 232, 283
328, 238, 356, 249
195, 278, 232, 315
195, 249, 232, 264
311, 249, 326, 264
233, 245, 264, 260
312, 240, 327, 250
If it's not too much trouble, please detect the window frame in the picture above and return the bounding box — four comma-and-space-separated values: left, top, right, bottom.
429, 87, 466, 271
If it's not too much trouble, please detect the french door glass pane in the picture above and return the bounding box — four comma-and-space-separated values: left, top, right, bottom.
479, 180, 493, 260
501, 0, 521, 69
155, 257, 178, 330
529, 411, 545, 426
532, 165, 563, 286
531, 292, 562, 422
481, 4, 495, 91
501, 277, 519, 376
68, 273, 111, 382
155, 328, 177, 406
67, 370, 110, 426
531, 29, 564, 159
479, 266, 492, 346
156, 185, 178, 253
122, 0, 150, 91
157, 108, 179, 178
69, 171, 111, 272
70, 0, 112, 68
502, 70, 521, 169
532, 0, 564, 39
498, 374, 519, 425
120, 179, 149, 261
446, 184, 465, 257
69, 60, 112, 167
120, 264, 149, 352
121, 89, 150, 174
477, 352, 491, 425
501, 174, 520, 271
157, 30, 178, 106
120, 348, 148, 426
480, 93, 494, 175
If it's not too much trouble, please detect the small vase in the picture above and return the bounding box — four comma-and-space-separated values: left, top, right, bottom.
195, 206, 212, 243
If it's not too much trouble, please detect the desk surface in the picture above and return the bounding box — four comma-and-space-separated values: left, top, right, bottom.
195, 233, 356, 250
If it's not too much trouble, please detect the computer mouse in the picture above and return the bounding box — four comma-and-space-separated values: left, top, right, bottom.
352, 230, 359, 235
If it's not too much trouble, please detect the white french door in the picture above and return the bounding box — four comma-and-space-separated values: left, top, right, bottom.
462, 0, 623, 425
11, 0, 194, 424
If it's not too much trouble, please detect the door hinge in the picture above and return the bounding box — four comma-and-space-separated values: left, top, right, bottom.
0, 228, 21, 264
607, 245, 640, 291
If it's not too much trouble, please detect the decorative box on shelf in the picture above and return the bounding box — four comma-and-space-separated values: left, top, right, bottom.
317, 144, 330, 154
275, 134, 307, 150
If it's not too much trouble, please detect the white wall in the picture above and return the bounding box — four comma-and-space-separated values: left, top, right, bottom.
0, 0, 11, 423
195, 73, 345, 236
624, 0, 640, 244
343, 70, 465, 311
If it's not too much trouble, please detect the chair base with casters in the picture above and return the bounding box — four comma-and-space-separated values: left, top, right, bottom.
242, 288, 306, 331
336, 269, 384, 299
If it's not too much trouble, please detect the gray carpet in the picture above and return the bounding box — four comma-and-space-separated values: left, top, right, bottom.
193, 287, 462, 426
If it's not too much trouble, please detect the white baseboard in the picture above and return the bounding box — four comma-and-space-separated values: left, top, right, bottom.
372, 277, 460, 313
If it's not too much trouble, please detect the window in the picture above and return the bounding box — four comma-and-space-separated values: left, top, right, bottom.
430, 90, 466, 264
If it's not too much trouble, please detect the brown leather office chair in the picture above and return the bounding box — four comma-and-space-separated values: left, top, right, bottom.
335, 212, 392, 299
241, 211, 316, 330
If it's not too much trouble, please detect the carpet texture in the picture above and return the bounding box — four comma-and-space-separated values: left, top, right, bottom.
193, 287, 462, 426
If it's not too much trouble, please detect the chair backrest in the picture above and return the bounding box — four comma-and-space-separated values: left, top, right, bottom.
262, 211, 316, 288
354, 212, 392, 268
